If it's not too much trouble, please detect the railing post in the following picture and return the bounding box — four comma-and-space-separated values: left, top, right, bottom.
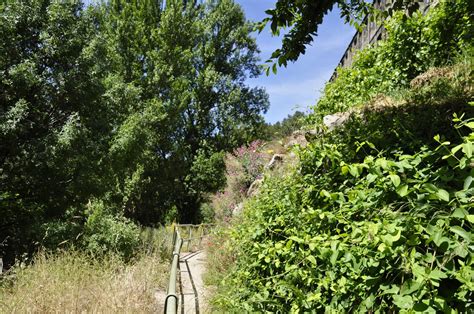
199, 225, 204, 247
171, 224, 176, 255
187, 226, 192, 251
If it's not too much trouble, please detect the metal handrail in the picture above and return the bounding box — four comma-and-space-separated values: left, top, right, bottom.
164, 224, 211, 314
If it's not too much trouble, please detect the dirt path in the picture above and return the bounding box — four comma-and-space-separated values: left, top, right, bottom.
179, 250, 209, 313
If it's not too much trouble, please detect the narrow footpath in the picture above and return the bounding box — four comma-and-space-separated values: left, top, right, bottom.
179, 250, 209, 313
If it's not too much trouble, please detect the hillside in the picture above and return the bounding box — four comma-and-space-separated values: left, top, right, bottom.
206, 0, 474, 311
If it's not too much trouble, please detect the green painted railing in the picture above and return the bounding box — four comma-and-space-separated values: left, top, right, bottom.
164, 224, 211, 314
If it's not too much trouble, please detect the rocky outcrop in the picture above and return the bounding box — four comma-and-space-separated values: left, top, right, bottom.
323, 112, 350, 131
285, 130, 308, 148
304, 129, 320, 142
265, 154, 284, 170
247, 178, 263, 197
232, 202, 244, 216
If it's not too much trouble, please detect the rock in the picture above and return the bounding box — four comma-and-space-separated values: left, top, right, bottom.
304, 129, 320, 142
232, 203, 244, 216
323, 112, 350, 131
247, 178, 264, 197
265, 154, 284, 170
285, 130, 308, 148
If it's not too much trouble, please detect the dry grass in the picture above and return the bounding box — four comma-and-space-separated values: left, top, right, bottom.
0, 250, 168, 313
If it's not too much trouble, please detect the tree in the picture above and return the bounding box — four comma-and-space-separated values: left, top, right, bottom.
101, 0, 269, 223
0, 0, 269, 263
0, 0, 112, 264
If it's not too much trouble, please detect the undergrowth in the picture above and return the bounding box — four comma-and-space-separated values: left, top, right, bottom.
0, 250, 169, 313
211, 107, 473, 313
208, 49, 474, 311
0, 226, 173, 313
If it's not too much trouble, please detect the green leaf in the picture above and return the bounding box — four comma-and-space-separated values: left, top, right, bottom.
436, 189, 450, 202
464, 176, 473, 190
400, 279, 422, 296
462, 143, 473, 158
380, 285, 400, 295
389, 174, 401, 187
452, 207, 468, 219
320, 189, 331, 199
450, 226, 471, 241
382, 229, 401, 245
429, 269, 447, 280
306, 255, 317, 265
366, 173, 378, 183
349, 165, 360, 177
289, 236, 304, 243
393, 295, 414, 309
396, 185, 409, 197
465, 121, 474, 128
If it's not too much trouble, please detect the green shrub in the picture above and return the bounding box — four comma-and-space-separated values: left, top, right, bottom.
213, 111, 473, 312
313, 0, 473, 121
138, 226, 173, 260
82, 200, 140, 260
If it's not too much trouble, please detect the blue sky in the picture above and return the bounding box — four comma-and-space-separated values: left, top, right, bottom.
235, 0, 356, 123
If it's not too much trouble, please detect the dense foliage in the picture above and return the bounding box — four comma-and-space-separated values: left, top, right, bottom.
209, 140, 268, 221
0, 0, 268, 264
212, 74, 474, 312
262, 111, 306, 139
314, 0, 473, 120
210, 0, 474, 311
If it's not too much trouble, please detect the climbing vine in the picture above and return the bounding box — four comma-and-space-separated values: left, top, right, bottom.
213, 110, 473, 312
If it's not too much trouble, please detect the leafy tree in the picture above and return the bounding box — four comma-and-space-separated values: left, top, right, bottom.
0, 0, 268, 263
265, 110, 306, 139
0, 0, 112, 264
103, 0, 269, 223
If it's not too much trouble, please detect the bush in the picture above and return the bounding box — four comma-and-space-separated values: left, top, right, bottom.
209, 140, 267, 221
138, 226, 174, 261
213, 110, 474, 312
82, 200, 140, 260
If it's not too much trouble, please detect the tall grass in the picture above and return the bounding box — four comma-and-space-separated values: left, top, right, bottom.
0, 227, 174, 313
